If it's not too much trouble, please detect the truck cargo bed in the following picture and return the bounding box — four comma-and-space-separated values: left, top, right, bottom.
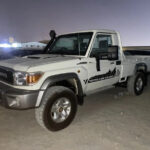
123, 46, 150, 56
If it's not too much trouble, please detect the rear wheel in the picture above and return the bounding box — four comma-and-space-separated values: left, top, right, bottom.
35, 86, 77, 131
127, 72, 145, 96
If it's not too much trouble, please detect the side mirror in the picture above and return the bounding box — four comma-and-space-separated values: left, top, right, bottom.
49, 30, 56, 39
108, 46, 118, 60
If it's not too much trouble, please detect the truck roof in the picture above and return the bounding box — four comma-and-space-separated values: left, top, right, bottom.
61, 29, 117, 35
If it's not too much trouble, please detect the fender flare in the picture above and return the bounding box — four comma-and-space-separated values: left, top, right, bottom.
36, 73, 84, 107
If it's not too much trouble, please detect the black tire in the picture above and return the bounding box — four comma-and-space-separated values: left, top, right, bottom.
127, 72, 145, 96
35, 86, 77, 131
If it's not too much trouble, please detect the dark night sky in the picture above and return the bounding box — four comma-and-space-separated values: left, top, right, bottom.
0, 0, 150, 45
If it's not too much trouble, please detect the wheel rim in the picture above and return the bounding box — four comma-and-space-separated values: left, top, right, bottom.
136, 77, 143, 92
50, 97, 71, 123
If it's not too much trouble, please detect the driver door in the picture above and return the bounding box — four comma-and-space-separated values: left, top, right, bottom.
86, 33, 121, 92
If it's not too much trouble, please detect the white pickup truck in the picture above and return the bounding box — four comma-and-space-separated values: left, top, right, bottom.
0, 29, 150, 131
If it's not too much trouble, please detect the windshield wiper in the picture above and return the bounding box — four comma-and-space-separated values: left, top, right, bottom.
49, 50, 66, 56
49, 48, 71, 55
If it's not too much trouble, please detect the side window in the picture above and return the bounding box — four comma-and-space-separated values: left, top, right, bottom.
79, 34, 91, 55
90, 34, 112, 57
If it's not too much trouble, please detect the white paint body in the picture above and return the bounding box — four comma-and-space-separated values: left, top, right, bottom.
0, 29, 150, 96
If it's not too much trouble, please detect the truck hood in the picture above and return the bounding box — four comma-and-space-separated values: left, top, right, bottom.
0, 54, 79, 71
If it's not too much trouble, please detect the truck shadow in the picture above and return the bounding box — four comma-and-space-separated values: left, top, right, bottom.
75, 79, 150, 124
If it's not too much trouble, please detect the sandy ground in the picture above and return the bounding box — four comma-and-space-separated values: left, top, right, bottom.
0, 80, 150, 150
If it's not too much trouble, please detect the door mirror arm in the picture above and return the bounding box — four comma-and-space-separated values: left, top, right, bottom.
95, 55, 100, 71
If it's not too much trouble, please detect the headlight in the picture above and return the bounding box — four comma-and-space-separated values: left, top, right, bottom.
13, 72, 43, 86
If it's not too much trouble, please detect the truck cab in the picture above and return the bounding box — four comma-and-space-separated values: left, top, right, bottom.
84, 30, 123, 93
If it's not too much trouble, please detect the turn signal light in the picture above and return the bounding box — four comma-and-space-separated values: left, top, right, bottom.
27, 73, 43, 84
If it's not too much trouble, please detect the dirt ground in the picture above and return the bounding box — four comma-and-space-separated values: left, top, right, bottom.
0, 80, 150, 150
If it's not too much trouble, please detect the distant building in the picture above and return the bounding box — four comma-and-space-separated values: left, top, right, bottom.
40, 40, 49, 44
21, 42, 46, 49
123, 46, 150, 51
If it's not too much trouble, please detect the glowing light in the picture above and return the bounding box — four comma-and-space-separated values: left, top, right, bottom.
0, 43, 11, 48
0, 43, 21, 48
12, 43, 20, 48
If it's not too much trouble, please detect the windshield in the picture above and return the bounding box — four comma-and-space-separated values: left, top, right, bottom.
48, 32, 93, 56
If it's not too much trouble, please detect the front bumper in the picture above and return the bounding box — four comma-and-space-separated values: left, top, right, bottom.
0, 82, 39, 110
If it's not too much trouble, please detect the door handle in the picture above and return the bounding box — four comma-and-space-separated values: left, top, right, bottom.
116, 60, 121, 65
110, 62, 115, 64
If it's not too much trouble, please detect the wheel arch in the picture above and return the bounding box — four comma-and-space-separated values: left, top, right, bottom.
133, 63, 148, 85
36, 73, 84, 107
135, 63, 147, 74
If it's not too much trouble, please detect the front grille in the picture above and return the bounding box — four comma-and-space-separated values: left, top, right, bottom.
0, 67, 14, 84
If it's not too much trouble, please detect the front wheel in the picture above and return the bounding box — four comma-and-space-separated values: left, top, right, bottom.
127, 72, 145, 96
35, 86, 77, 131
